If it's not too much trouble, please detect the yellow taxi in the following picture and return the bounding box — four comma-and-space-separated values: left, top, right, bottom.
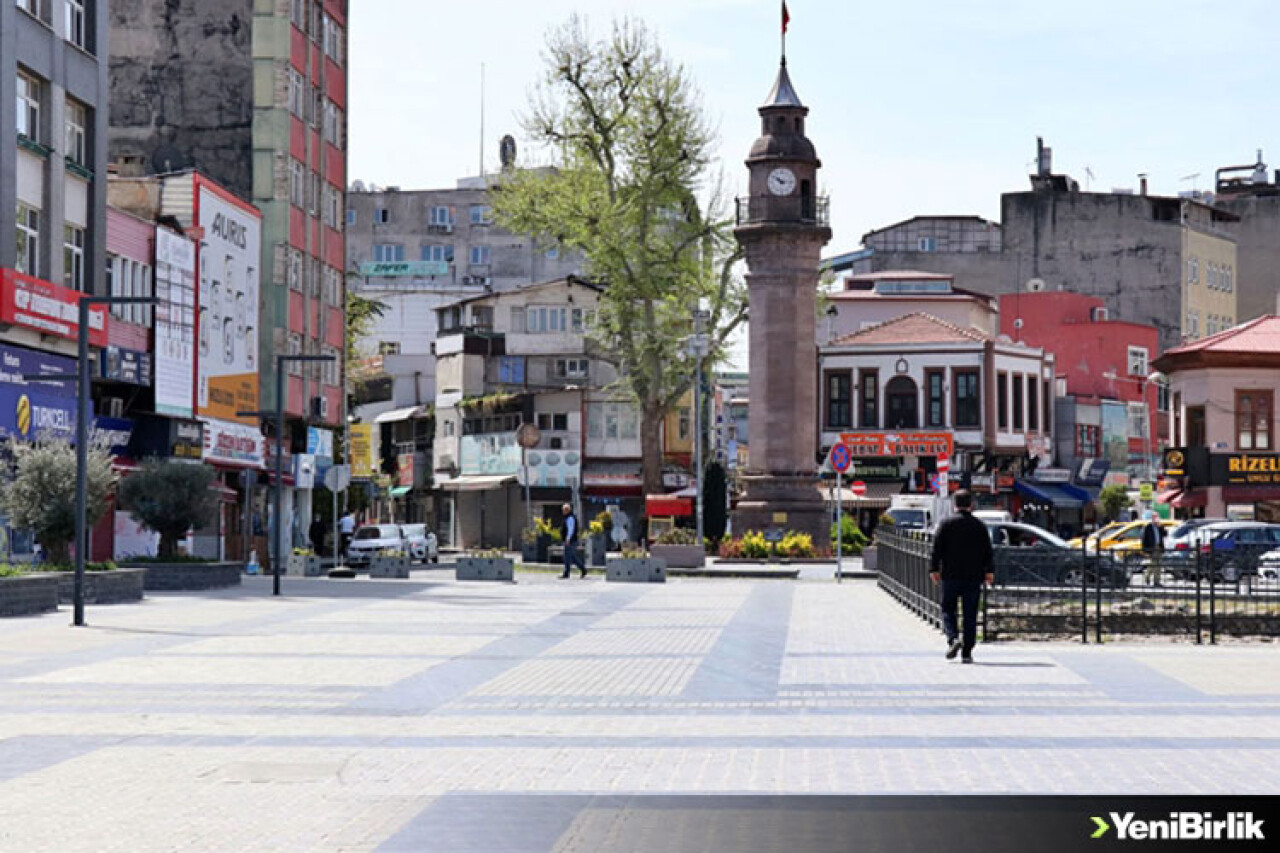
1068, 519, 1178, 556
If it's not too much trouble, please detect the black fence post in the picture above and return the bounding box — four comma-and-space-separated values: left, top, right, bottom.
1209, 548, 1218, 645
1194, 548, 1203, 645
1094, 552, 1104, 645
1080, 537, 1089, 644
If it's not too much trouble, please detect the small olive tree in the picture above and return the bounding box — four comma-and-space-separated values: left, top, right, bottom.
0, 438, 115, 565
1097, 484, 1133, 522
118, 460, 219, 559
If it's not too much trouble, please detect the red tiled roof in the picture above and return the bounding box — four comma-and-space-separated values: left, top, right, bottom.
1161, 315, 1280, 355
829, 312, 991, 346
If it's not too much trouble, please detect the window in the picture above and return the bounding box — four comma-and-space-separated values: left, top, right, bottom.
1156, 382, 1170, 412
470, 204, 493, 225
917, 236, 936, 252
429, 206, 453, 228
16, 1, 43, 20
1127, 346, 1149, 377
287, 248, 303, 291
1076, 424, 1100, 457
1012, 374, 1024, 430
372, 244, 404, 263
677, 407, 691, 440
570, 307, 585, 332
374, 206, 388, 224
470, 305, 494, 329
421, 245, 454, 263
954, 370, 980, 428
1236, 390, 1273, 451
322, 12, 343, 64
1127, 401, 1149, 441
308, 172, 320, 215
287, 333, 303, 374
289, 159, 305, 207
290, 0, 305, 29
1188, 256, 1199, 284
555, 358, 588, 379
15, 203, 39, 276
859, 369, 878, 429
64, 97, 86, 165
509, 307, 525, 333
996, 372, 1008, 430
545, 246, 560, 260
322, 100, 342, 148
1187, 310, 1199, 339
287, 69, 304, 117
16, 69, 41, 141
346, 209, 356, 227
588, 402, 638, 441
925, 369, 945, 427
323, 266, 341, 306
63, 224, 84, 290
1225, 267, 1233, 292
378, 341, 400, 356
884, 376, 918, 429
322, 184, 341, 228
469, 245, 491, 266
1028, 376, 1039, 431
65, 0, 85, 49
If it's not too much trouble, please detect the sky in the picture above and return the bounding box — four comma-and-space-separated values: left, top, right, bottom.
347, 0, 1279, 365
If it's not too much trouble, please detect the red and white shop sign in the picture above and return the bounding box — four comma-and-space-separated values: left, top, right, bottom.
0, 269, 109, 348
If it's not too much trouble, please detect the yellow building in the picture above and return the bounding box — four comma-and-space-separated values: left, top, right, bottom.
1182, 210, 1238, 341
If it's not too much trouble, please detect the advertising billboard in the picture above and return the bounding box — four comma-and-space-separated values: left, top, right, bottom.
1100, 402, 1130, 475
0, 344, 81, 441
154, 227, 197, 417
196, 182, 260, 424
349, 424, 374, 478
0, 268, 108, 348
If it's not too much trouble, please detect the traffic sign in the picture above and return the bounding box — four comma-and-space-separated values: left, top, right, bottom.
850, 480, 867, 497
763, 528, 785, 544
936, 453, 950, 474
323, 464, 351, 492
829, 442, 852, 474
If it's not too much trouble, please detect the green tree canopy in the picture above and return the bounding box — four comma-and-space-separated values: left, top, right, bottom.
494, 15, 747, 493
118, 460, 219, 559
0, 438, 114, 565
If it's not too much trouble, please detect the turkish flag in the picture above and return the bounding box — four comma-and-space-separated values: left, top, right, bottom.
782, 2, 790, 34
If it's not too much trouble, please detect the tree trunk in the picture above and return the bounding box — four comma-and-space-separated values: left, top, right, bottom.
159, 533, 179, 560
640, 400, 664, 496
44, 541, 70, 567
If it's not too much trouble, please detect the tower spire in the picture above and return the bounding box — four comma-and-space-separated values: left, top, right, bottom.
781, 2, 790, 65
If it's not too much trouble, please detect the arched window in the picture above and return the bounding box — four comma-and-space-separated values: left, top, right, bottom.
885, 376, 919, 429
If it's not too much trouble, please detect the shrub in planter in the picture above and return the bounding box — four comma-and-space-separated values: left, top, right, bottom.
717, 537, 744, 559
286, 548, 323, 577
0, 438, 114, 566
831, 516, 869, 555
776, 531, 815, 558
118, 460, 219, 560
739, 530, 770, 559
651, 527, 705, 568
606, 544, 666, 583
456, 549, 515, 581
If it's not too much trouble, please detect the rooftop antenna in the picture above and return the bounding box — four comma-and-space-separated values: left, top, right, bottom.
479, 62, 486, 179
1180, 172, 1200, 193
1084, 166, 1095, 190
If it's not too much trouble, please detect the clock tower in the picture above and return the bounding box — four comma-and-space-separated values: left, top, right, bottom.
732, 58, 832, 540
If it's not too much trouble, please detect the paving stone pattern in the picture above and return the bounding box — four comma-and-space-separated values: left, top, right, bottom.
0, 573, 1277, 851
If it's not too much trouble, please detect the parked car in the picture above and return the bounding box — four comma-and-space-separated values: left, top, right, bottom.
984, 521, 1128, 589
1165, 521, 1280, 582
346, 524, 407, 566
401, 523, 439, 563
1256, 548, 1280, 581
1067, 519, 1177, 557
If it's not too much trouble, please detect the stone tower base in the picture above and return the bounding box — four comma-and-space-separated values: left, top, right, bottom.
731, 473, 829, 545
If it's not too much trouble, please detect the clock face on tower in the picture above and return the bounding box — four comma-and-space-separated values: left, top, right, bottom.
767, 167, 796, 196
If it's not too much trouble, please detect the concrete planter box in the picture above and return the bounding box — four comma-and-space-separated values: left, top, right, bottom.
122, 561, 242, 591
54, 568, 146, 605
0, 573, 60, 617
650, 543, 705, 568
587, 534, 608, 567
455, 556, 515, 582
862, 546, 878, 572
369, 555, 411, 578
606, 556, 667, 584
286, 554, 323, 577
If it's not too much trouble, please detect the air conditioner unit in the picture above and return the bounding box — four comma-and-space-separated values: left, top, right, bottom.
310, 395, 328, 420
105, 397, 125, 419
550, 437, 563, 449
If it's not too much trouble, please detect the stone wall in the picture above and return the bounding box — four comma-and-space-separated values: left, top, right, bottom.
0, 575, 60, 618
55, 569, 146, 605
108, 0, 255, 197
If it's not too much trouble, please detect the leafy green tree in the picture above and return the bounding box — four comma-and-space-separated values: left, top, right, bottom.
494, 16, 747, 493
345, 282, 388, 364
1097, 484, 1133, 522
118, 460, 219, 559
0, 439, 114, 565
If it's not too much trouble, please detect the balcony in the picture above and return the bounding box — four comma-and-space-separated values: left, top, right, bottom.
735, 195, 829, 227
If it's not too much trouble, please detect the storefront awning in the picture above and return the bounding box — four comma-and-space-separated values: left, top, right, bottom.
389, 485, 412, 497
825, 480, 902, 509
437, 474, 517, 492
1014, 479, 1084, 509
209, 481, 239, 502
1156, 487, 1208, 509
646, 494, 693, 517
374, 405, 429, 424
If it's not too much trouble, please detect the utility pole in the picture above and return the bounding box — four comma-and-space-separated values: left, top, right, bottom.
689, 309, 710, 544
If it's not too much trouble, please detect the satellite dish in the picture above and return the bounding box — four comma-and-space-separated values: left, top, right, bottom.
351, 179, 366, 192
1025, 278, 1046, 292
500, 135, 517, 170
150, 144, 191, 174
1013, 318, 1024, 329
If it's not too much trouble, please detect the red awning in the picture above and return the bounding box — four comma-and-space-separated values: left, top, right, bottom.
209, 481, 239, 503
645, 494, 693, 517
1157, 488, 1208, 508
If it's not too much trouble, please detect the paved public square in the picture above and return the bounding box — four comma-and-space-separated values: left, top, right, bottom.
0, 570, 1277, 851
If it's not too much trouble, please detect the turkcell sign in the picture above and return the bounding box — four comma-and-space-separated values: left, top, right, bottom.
0, 344, 81, 441
359, 261, 449, 278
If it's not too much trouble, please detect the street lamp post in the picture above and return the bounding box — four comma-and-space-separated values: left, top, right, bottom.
688, 310, 710, 545
24, 295, 158, 627
240, 353, 334, 596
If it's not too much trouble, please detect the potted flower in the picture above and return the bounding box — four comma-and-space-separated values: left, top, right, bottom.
606, 543, 666, 583
650, 526, 705, 568
586, 513, 611, 567
369, 546, 410, 579
456, 547, 515, 581
287, 547, 323, 577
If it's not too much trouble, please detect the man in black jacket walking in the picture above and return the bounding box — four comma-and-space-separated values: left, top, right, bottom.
559, 503, 587, 579
930, 490, 994, 663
